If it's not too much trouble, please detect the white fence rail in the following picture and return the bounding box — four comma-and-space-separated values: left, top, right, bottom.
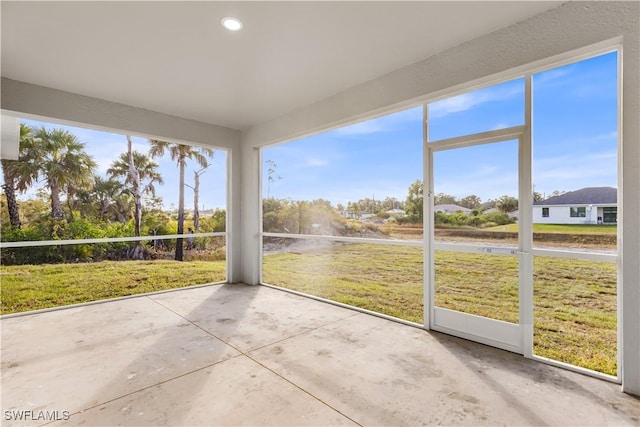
261, 232, 616, 262
0, 232, 226, 248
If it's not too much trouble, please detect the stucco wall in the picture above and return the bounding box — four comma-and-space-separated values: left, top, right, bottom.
532, 205, 617, 224
1, 79, 240, 151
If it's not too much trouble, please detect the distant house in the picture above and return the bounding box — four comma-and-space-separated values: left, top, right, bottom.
386, 208, 406, 217
533, 187, 617, 224
338, 210, 375, 220
339, 210, 354, 219
434, 204, 472, 214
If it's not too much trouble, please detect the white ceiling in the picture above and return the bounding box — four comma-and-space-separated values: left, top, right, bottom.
1, 1, 563, 130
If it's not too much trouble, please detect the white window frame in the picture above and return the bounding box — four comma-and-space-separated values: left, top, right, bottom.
425, 53, 619, 382
257, 42, 622, 384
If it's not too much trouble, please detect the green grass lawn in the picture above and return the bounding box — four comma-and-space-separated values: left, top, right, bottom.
263, 243, 617, 376
434, 251, 519, 322
485, 223, 617, 234
263, 244, 424, 322
1, 243, 617, 376
0, 260, 226, 314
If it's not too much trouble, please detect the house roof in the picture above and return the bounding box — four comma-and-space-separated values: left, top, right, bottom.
534, 187, 617, 206
434, 204, 472, 213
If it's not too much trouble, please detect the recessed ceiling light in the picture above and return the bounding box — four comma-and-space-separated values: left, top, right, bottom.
221, 17, 243, 31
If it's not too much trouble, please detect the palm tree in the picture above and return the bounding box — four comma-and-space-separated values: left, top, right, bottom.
496, 195, 518, 214
107, 136, 163, 237
31, 127, 96, 220
1, 124, 40, 228
149, 140, 213, 261
92, 175, 132, 222
185, 165, 211, 232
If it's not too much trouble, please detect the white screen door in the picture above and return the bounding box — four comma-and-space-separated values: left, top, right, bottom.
426, 129, 531, 354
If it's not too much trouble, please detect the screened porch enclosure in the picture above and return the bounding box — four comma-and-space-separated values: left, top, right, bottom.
1, 0, 639, 413
259, 50, 620, 379
0, 121, 230, 315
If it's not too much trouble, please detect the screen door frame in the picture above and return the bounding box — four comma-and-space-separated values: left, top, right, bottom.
423, 76, 533, 356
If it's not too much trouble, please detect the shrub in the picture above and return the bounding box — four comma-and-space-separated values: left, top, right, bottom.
0, 225, 58, 265
480, 211, 514, 226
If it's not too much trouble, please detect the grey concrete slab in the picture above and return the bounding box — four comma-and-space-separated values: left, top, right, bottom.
1, 295, 239, 427
57, 355, 356, 426
250, 311, 640, 426
149, 284, 358, 352
2, 284, 639, 427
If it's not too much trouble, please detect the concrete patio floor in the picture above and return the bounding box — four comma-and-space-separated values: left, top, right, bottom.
2, 283, 639, 426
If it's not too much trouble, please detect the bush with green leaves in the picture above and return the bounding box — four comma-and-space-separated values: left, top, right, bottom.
0, 218, 141, 265
433, 209, 515, 228
480, 210, 514, 226
262, 198, 341, 234
0, 225, 58, 265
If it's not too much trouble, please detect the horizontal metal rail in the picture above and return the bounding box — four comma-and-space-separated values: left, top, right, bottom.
0, 232, 226, 249
262, 232, 617, 262
435, 243, 615, 262
434, 242, 520, 256
531, 247, 617, 262
262, 232, 423, 247
428, 125, 526, 151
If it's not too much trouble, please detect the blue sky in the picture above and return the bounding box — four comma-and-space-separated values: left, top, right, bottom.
264, 51, 618, 206
9, 52, 617, 211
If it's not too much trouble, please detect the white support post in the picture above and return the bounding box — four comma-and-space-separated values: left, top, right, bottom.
620, 33, 640, 395
226, 147, 243, 283
519, 74, 534, 358
1, 113, 20, 160
239, 143, 262, 285
423, 104, 433, 330
258, 149, 264, 284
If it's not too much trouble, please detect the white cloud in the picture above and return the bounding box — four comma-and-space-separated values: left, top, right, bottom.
287, 179, 411, 207
92, 140, 150, 175
490, 122, 510, 131
331, 106, 422, 137
533, 149, 617, 194
587, 151, 617, 161
16, 118, 229, 210
436, 163, 518, 200
384, 106, 423, 124
334, 120, 383, 136
429, 84, 523, 119
534, 67, 573, 87
537, 131, 617, 151
430, 92, 485, 118
436, 172, 519, 201
305, 157, 328, 167
594, 131, 617, 141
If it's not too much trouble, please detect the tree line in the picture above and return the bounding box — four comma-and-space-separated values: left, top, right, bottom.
335, 180, 520, 224
1, 124, 223, 265
262, 178, 534, 234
